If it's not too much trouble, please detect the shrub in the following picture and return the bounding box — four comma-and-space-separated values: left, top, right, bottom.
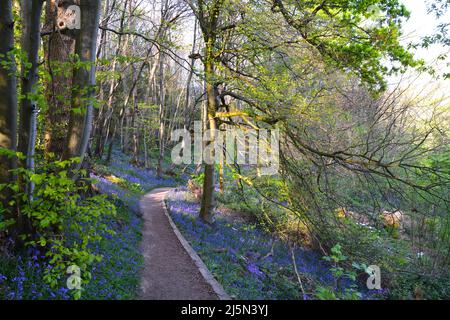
1, 156, 116, 299
315, 244, 363, 300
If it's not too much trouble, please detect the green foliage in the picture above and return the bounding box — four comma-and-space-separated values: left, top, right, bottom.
191, 172, 205, 187
0, 198, 142, 300
315, 244, 362, 300
389, 272, 450, 300
118, 179, 144, 194
91, 162, 113, 176
0, 48, 19, 76
1, 155, 116, 299
269, 0, 419, 91
0, 217, 15, 233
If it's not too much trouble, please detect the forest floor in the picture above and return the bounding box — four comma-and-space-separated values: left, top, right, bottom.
92, 152, 380, 300
165, 188, 388, 300
138, 188, 217, 300
0, 149, 383, 300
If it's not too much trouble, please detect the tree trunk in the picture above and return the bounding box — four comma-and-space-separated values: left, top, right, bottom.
199, 52, 218, 223
157, 52, 165, 178
43, 0, 76, 157
63, 0, 101, 168
0, 0, 18, 206
105, 119, 117, 164
94, 0, 124, 158
141, 110, 150, 168
19, 0, 44, 202
184, 18, 197, 132
131, 78, 139, 164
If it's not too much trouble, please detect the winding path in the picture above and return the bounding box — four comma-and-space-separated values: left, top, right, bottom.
138, 188, 218, 300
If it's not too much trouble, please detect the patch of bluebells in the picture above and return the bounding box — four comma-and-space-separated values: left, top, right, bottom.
90, 173, 140, 212
1, 149, 163, 300
0, 199, 143, 300
92, 150, 180, 212
108, 149, 179, 190
0, 247, 71, 300
81, 201, 143, 300
166, 189, 381, 300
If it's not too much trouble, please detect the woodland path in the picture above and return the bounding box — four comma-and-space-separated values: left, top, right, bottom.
138, 188, 218, 300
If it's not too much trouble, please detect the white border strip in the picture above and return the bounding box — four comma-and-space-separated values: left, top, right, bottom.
161, 198, 232, 300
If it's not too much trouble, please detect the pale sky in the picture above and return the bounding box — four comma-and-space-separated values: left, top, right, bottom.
389, 0, 450, 95
400, 0, 449, 61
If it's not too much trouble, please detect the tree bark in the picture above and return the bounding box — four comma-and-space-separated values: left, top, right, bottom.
63, 0, 101, 168
43, 0, 76, 157
197, 0, 224, 223
0, 0, 18, 206
94, 0, 126, 158
184, 18, 197, 132
199, 49, 218, 224
19, 0, 44, 202
157, 52, 165, 178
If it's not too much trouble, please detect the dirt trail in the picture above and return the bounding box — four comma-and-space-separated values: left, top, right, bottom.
138, 188, 218, 300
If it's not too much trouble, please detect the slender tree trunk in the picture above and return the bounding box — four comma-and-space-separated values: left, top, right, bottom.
144, 57, 159, 104
0, 0, 18, 207
184, 19, 197, 132
131, 78, 139, 164
96, 0, 115, 60
19, 0, 44, 202
95, 0, 124, 157
129, 0, 139, 164
219, 161, 224, 194
63, 0, 101, 168
120, 0, 133, 153
92, 0, 108, 157
167, 86, 185, 135
106, 119, 117, 164
157, 52, 165, 178
140, 110, 150, 168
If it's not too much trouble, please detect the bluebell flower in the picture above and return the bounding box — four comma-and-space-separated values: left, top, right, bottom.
247, 263, 264, 277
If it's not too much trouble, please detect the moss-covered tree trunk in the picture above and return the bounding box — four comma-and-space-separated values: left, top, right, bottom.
193, 0, 225, 223
199, 29, 219, 223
